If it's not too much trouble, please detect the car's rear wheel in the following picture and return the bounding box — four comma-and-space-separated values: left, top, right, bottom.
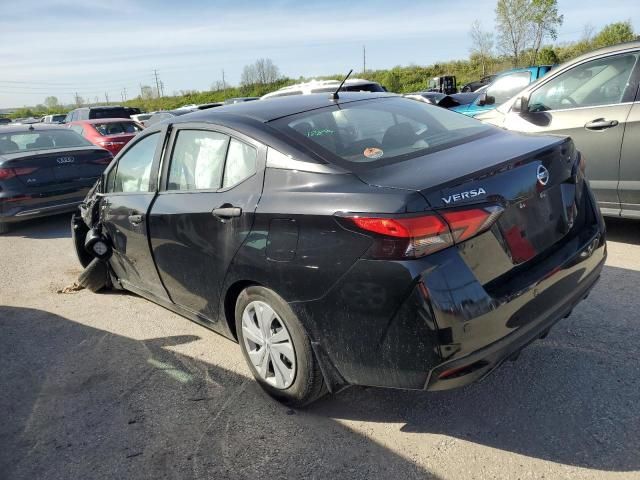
235, 286, 326, 407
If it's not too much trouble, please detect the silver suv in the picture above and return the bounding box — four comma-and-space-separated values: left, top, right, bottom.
477, 41, 640, 220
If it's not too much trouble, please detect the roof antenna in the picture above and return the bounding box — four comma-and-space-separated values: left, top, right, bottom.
330, 69, 353, 101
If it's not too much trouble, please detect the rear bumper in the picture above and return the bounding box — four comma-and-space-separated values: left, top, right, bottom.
426, 245, 604, 390
0, 183, 93, 223
298, 193, 607, 392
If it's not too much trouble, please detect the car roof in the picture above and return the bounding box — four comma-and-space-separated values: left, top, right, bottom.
0, 124, 69, 134
72, 118, 136, 124
262, 78, 383, 99
174, 92, 396, 124
562, 40, 640, 66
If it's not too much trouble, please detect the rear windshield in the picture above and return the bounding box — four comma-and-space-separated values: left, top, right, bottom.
93, 122, 142, 136
0, 130, 92, 154
271, 97, 493, 168
90, 108, 131, 119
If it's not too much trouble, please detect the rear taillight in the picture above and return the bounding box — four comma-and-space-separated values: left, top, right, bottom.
92, 157, 113, 165
342, 205, 503, 259
441, 207, 503, 243
0, 167, 38, 180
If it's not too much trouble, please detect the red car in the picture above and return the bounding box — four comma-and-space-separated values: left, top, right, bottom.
67, 118, 143, 156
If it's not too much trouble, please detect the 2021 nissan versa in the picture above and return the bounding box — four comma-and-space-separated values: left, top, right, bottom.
73, 92, 606, 406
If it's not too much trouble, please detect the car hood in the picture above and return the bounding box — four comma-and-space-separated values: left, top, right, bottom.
474, 108, 506, 126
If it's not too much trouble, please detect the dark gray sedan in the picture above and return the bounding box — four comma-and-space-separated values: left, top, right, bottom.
0, 124, 112, 233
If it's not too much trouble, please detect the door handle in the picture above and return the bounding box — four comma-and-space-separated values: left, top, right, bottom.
584, 118, 619, 130
212, 206, 242, 220
128, 214, 143, 225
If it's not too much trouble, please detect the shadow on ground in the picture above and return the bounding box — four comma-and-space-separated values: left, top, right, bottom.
0, 306, 440, 480
311, 263, 640, 473
3, 213, 72, 239
604, 217, 640, 245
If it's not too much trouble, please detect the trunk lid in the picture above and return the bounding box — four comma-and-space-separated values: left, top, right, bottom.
354, 130, 584, 266
0, 146, 112, 187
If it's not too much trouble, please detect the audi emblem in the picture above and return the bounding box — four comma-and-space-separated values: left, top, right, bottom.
537, 165, 550, 186
56, 156, 75, 164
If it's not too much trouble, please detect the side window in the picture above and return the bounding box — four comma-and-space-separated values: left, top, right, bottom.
223, 138, 257, 188
110, 133, 159, 193
486, 71, 532, 105
70, 125, 83, 135
529, 53, 639, 112
168, 130, 228, 191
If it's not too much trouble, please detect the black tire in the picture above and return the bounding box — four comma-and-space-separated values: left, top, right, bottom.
77, 258, 109, 293
235, 286, 327, 407
0, 222, 10, 234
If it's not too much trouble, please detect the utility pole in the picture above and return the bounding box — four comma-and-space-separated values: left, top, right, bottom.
222, 69, 226, 99
140, 83, 144, 98
104, 92, 109, 104
153, 69, 161, 98
94, 96, 99, 105
123, 87, 127, 101
363, 45, 366, 74
160, 81, 165, 97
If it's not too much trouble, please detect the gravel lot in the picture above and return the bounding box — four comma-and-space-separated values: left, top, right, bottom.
1, 213, 638, 480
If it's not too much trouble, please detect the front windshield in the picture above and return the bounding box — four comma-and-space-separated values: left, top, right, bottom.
272, 97, 493, 169
484, 71, 531, 106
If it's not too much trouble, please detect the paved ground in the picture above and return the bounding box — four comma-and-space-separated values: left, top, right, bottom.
1, 214, 639, 480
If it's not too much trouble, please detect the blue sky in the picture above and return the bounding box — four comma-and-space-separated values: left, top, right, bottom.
0, 0, 638, 107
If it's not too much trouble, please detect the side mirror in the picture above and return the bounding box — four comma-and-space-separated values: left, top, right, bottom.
512, 95, 530, 114
477, 92, 487, 106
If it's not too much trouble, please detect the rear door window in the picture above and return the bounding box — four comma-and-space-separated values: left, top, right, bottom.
223, 138, 257, 188
167, 130, 229, 190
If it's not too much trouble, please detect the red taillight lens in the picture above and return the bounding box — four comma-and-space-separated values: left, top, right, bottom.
343, 206, 503, 259
0, 167, 38, 180
0, 168, 15, 180
345, 214, 453, 258
14, 167, 38, 176
441, 207, 502, 243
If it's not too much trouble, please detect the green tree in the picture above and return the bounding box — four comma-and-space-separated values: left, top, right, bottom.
528, 0, 563, 64
44, 96, 59, 110
537, 46, 559, 64
469, 20, 494, 75
496, 0, 531, 67
592, 21, 636, 48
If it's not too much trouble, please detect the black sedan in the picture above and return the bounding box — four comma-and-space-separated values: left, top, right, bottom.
74, 92, 606, 405
0, 125, 112, 234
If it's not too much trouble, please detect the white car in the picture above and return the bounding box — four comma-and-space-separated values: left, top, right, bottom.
261, 78, 386, 99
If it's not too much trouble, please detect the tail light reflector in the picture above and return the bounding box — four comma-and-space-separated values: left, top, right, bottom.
342, 205, 503, 259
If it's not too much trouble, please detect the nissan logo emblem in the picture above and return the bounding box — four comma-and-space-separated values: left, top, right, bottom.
56, 156, 75, 164
537, 165, 550, 186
